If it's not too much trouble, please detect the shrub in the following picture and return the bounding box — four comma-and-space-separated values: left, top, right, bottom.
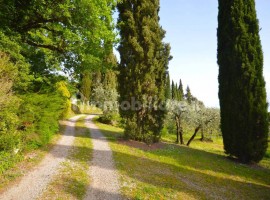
19, 91, 66, 148
98, 112, 121, 126
0, 53, 21, 152
56, 81, 72, 118
0, 151, 22, 174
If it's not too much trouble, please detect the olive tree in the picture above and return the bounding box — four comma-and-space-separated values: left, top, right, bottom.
166, 100, 189, 144
186, 106, 220, 146
92, 85, 119, 125
166, 99, 220, 146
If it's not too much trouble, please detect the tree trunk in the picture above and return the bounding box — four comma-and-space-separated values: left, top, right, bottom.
179, 127, 184, 145
200, 127, 205, 141
187, 125, 201, 146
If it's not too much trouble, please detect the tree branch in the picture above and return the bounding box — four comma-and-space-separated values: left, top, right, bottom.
25, 39, 64, 53
19, 17, 65, 32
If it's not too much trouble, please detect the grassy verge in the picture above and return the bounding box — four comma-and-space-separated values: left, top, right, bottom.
79, 104, 103, 115
162, 131, 270, 169
39, 116, 92, 200
94, 120, 270, 200
0, 123, 64, 193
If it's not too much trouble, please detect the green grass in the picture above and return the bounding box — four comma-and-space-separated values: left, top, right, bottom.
39, 116, 92, 200
0, 124, 64, 192
79, 104, 103, 115
94, 120, 270, 200
162, 131, 270, 169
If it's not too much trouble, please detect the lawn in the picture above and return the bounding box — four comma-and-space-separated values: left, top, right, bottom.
94, 120, 270, 200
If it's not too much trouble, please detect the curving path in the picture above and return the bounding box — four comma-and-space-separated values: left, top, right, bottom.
0, 115, 84, 200
84, 115, 122, 200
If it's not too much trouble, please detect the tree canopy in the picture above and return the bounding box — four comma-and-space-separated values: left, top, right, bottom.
0, 0, 117, 75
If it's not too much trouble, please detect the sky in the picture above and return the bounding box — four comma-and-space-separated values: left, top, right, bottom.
158, 0, 270, 108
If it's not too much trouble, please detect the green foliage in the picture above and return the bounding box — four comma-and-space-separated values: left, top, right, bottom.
91, 70, 120, 125
80, 71, 92, 102
0, 0, 117, 174
164, 74, 171, 100
56, 81, 71, 99
56, 81, 72, 118
103, 70, 118, 91
0, 31, 31, 93
117, 0, 171, 143
0, 53, 21, 151
217, 0, 269, 163
171, 79, 184, 101
98, 113, 121, 126
18, 92, 66, 148
80, 69, 118, 103
0, 53, 25, 174
0, 0, 117, 74
171, 81, 175, 100
91, 71, 102, 90
166, 99, 220, 145
178, 79, 184, 100
0, 151, 22, 175
0, 53, 18, 109
92, 85, 119, 114
185, 86, 193, 104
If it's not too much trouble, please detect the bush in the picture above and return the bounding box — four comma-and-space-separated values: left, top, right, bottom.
0, 53, 21, 152
0, 151, 22, 175
56, 81, 72, 118
98, 113, 121, 126
0, 53, 25, 174
19, 90, 67, 148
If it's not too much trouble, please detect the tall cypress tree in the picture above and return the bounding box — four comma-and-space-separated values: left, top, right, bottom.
217, 0, 268, 163
178, 79, 184, 101
185, 85, 192, 104
103, 70, 117, 90
175, 83, 179, 101
165, 73, 171, 100
91, 71, 102, 89
80, 71, 91, 102
171, 80, 175, 100
117, 0, 171, 143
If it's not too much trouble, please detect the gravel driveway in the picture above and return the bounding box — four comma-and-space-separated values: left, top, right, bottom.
84, 115, 122, 200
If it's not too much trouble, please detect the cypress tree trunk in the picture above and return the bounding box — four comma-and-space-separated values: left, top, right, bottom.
117, 0, 171, 143
217, 0, 268, 163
